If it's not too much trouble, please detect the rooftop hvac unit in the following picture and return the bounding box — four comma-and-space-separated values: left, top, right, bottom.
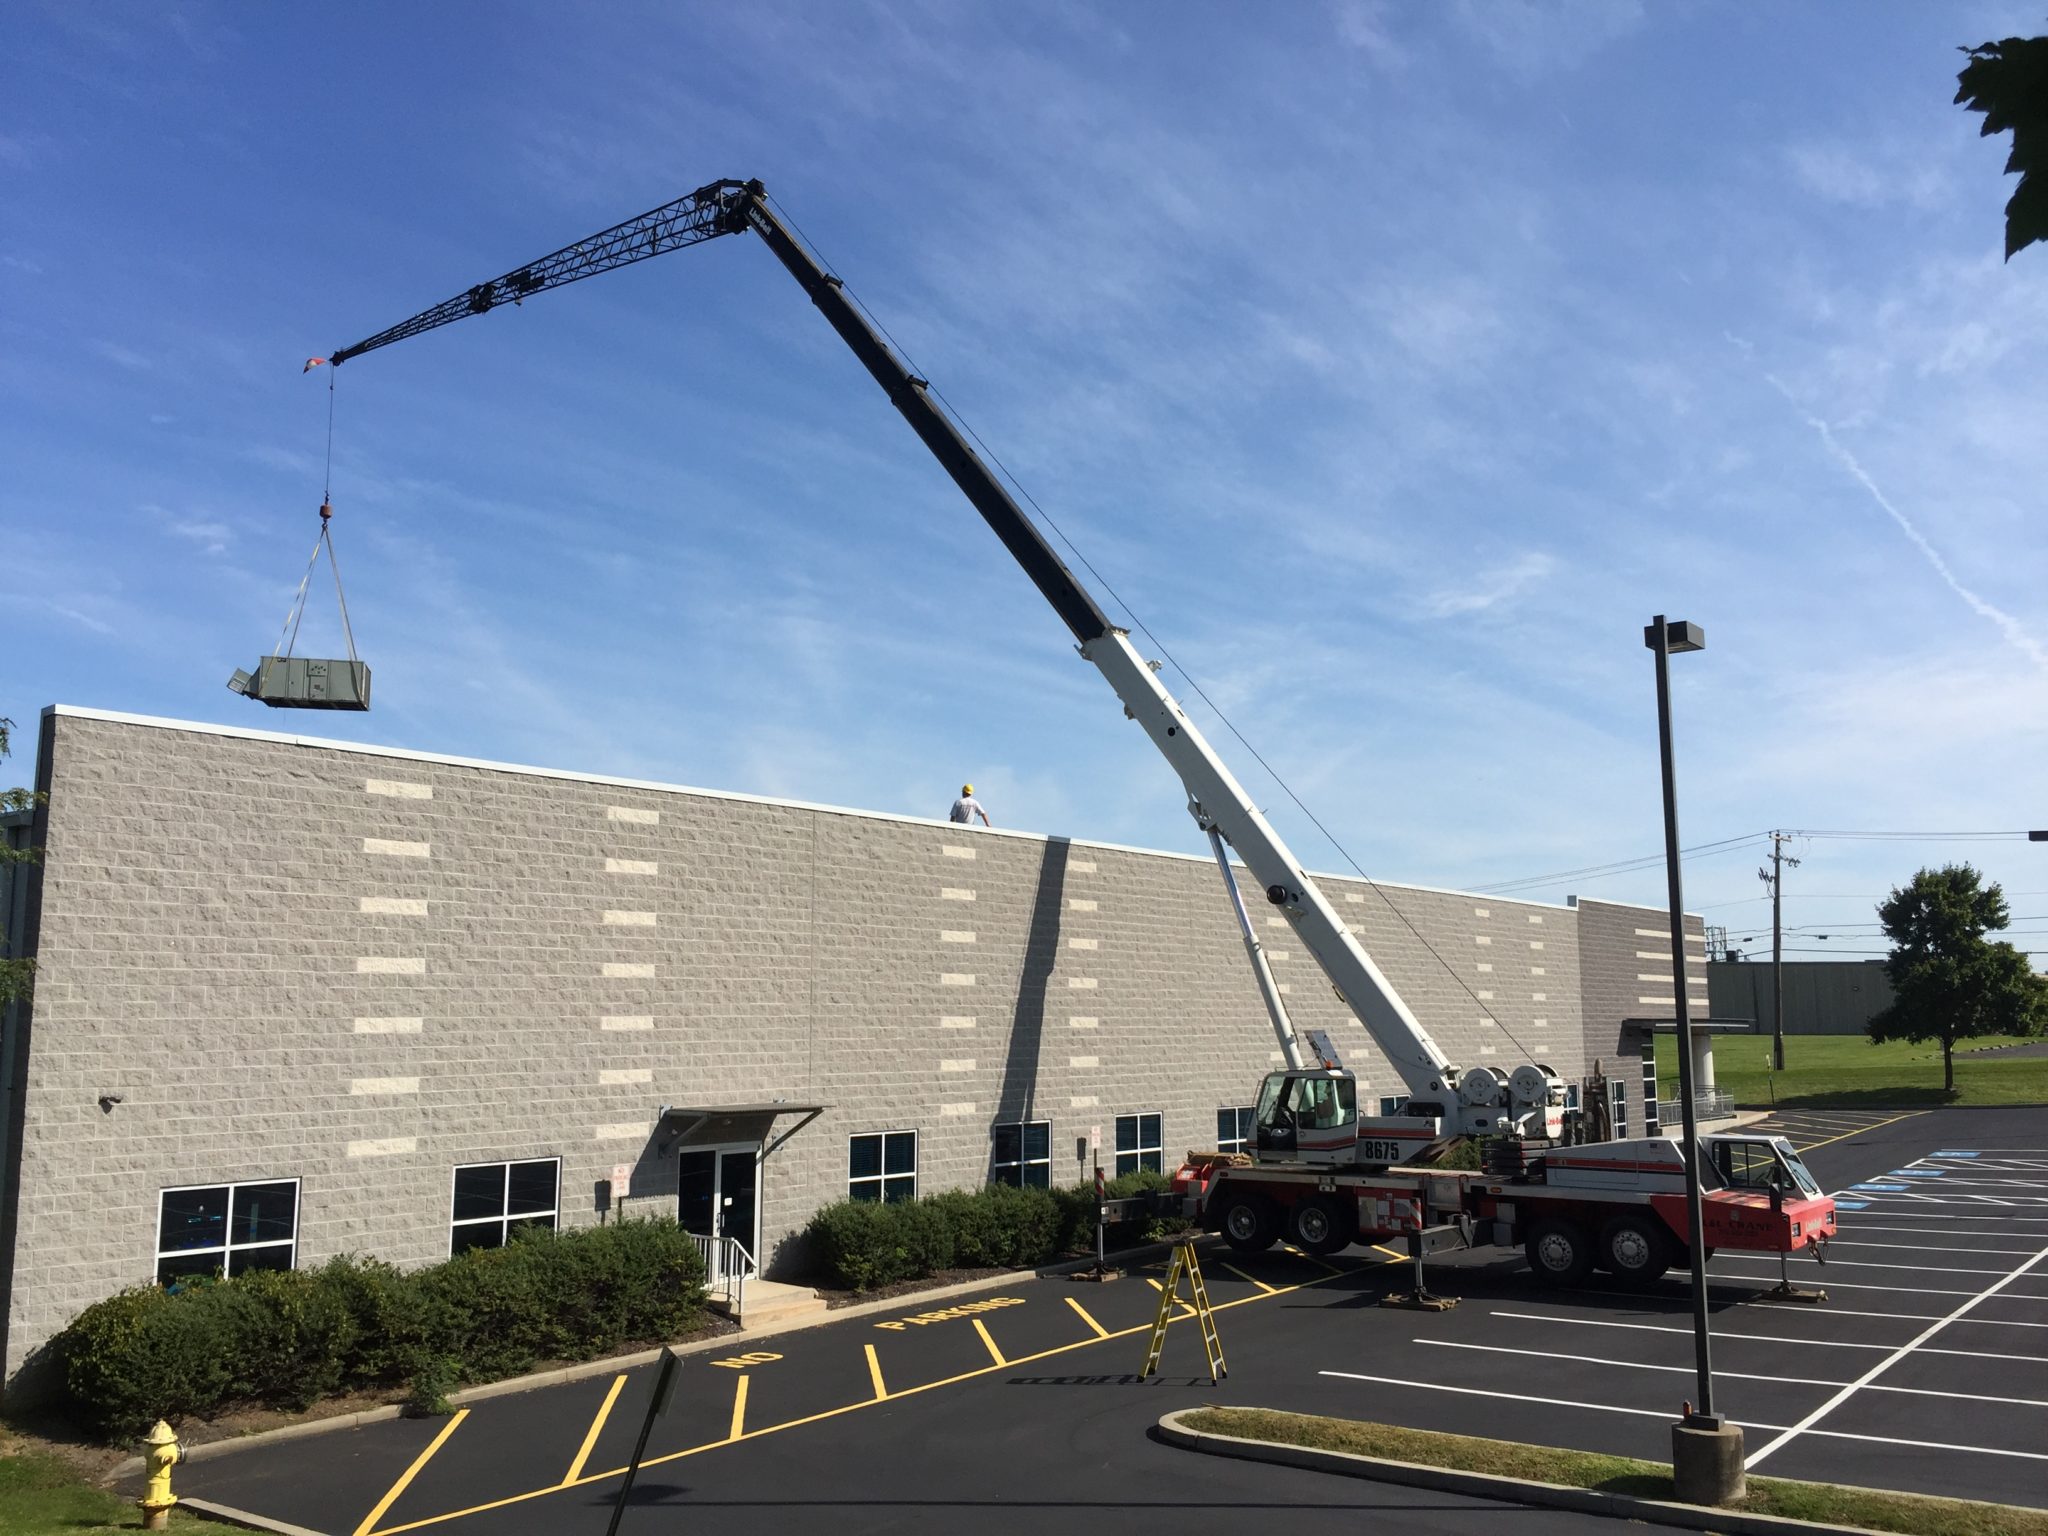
227, 656, 371, 711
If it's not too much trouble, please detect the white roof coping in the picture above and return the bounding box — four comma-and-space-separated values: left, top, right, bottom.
42, 704, 1577, 913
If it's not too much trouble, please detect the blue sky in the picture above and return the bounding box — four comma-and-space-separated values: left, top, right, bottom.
7, 1, 2047, 964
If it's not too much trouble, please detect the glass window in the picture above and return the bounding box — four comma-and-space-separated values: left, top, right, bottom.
1377, 1095, 1410, 1117
1216, 1107, 1255, 1155
449, 1158, 560, 1255
1114, 1112, 1162, 1177
992, 1121, 1051, 1189
849, 1131, 917, 1203
155, 1180, 299, 1284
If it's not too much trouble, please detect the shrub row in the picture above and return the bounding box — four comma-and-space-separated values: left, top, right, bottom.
56, 1217, 706, 1440
805, 1170, 1181, 1293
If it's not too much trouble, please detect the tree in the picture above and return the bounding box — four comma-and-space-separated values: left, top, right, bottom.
1, 716, 43, 1008
1956, 34, 2048, 260
1869, 864, 2048, 1093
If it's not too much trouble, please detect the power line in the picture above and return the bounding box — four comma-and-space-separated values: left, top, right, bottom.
1472, 833, 1770, 895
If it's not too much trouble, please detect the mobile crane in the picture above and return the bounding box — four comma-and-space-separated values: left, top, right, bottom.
321, 178, 1835, 1286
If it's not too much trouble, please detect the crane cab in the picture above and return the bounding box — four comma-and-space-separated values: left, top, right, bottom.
1252, 1068, 1360, 1165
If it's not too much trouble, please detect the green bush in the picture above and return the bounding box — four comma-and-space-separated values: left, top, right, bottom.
53, 1218, 707, 1441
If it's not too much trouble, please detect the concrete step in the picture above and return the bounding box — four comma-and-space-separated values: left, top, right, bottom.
732, 1277, 831, 1330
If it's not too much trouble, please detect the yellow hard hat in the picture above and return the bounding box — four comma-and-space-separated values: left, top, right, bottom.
962, 784, 973, 795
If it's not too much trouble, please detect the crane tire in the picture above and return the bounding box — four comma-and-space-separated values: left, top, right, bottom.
1289, 1194, 1357, 1257
1525, 1217, 1593, 1286
1599, 1214, 1674, 1286
1218, 1194, 1279, 1253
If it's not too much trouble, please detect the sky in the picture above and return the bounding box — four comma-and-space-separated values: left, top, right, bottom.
6, 1, 2047, 968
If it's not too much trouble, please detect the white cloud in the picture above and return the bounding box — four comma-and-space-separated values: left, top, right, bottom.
90, 340, 151, 372
169, 520, 231, 556
1330, 0, 1410, 70
1449, 0, 1644, 76
1786, 139, 1949, 211
1420, 552, 1557, 618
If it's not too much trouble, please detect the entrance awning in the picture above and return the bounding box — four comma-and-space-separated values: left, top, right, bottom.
657, 1102, 826, 1158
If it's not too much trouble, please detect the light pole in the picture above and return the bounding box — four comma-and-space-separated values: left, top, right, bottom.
1645, 615, 1744, 1503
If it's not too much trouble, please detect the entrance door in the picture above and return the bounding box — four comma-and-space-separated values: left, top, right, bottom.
677, 1144, 759, 1279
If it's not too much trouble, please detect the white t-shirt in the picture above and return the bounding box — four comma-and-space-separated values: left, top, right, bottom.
950, 795, 988, 825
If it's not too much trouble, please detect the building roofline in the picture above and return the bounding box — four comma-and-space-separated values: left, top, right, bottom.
42, 703, 1577, 912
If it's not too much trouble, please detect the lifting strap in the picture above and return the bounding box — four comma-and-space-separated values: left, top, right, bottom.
273, 500, 361, 665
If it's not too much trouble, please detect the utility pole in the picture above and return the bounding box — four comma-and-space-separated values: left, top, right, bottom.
1759, 832, 1799, 1073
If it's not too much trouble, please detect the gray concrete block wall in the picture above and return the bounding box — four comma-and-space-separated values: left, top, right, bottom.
3, 708, 1655, 1382
1573, 896, 1709, 1068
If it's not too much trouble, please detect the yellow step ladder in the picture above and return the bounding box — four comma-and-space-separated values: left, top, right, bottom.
1140, 1241, 1226, 1383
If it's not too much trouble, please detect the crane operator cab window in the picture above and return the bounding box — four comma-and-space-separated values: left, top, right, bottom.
1712, 1138, 1821, 1198
1254, 1070, 1357, 1159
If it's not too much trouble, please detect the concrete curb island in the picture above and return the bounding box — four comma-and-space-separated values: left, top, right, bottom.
1154, 1408, 1926, 1536
115, 1237, 1193, 1489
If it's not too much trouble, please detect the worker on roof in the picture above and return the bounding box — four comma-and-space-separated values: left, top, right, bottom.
949, 784, 992, 827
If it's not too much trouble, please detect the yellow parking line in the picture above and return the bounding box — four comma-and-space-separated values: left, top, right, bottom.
1145, 1276, 1196, 1315
972, 1317, 1007, 1366
364, 1259, 1350, 1536
1065, 1296, 1110, 1337
354, 1407, 468, 1536
1280, 1242, 1341, 1275
1796, 1109, 1926, 1154
1219, 1262, 1275, 1294
1373, 1243, 1407, 1262
864, 1342, 888, 1400
561, 1374, 626, 1486
727, 1374, 748, 1441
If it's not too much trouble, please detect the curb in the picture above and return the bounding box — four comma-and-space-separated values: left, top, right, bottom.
183, 1496, 333, 1536
1154, 1409, 1901, 1536
109, 1237, 1193, 1479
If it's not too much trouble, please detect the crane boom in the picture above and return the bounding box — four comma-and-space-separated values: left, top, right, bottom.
325, 178, 1561, 1137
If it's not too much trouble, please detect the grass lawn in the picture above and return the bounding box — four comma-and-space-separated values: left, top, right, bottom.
1654, 1031, 2048, 1109
1181, 1407, 2048, 1536
0, 1447, 197, 1535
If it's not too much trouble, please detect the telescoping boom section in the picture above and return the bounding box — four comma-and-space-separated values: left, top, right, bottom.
322, 177, 1564, 1149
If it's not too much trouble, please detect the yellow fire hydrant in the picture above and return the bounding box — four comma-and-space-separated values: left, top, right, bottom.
139, 1419, 184, 1531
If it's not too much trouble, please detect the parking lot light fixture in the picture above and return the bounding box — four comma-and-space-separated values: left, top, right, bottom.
1645, 614, 1745, 1502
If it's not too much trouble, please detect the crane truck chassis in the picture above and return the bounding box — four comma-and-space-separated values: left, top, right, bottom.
1170, 1126, 1835, 1285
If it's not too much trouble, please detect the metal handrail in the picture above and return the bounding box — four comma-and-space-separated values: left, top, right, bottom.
1659, 1088, 1735, 1124
687, 1232, 756, 1321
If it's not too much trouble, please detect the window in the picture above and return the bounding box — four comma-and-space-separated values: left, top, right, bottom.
991, 1121, 1051, 1189
1563, 1082, 1581, 1111
156, 1179, 299, 1283
1115, 1112, 1163, 1176
1377, 1095, 1409, 1117
1216, 1107, 1255, 1155
849, 1131, 917, 1203
450, 1158, 560, 1255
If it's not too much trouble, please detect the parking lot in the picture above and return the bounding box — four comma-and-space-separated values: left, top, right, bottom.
175, 1105, 2047, 1534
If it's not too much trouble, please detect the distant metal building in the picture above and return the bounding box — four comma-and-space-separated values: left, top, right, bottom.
1706, 959, 1893, 1038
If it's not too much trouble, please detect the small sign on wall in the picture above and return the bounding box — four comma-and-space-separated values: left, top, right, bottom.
611, 1162, 634, 1197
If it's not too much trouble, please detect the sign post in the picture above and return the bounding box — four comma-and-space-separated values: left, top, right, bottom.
604, 1346, 681, 1536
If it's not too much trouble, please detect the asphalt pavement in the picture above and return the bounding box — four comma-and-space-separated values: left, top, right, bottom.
173, 1104, 2048, 1535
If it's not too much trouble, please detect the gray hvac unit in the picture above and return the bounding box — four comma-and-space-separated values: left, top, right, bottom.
227, 656, 371, 711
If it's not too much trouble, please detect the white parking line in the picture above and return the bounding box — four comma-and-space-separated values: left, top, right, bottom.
1792, 1304, 2048, 1332
1744, 1243, 2048, 1470
1414, 1338, 2048, 1407
1830, 1239, 2039, 1256
1713, 1253, 2021, 1277
1487, 1309, 2048, 1359
1843, 1236, 2048, 1245
1318, 1371, 2048, 1462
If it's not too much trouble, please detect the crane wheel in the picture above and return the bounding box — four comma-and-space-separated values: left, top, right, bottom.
1289, 1194, 1357, 1257
1524, 1217, 1593, 1286
1599, 1214, 1674, 1287
1218, 1194, 1280, 1253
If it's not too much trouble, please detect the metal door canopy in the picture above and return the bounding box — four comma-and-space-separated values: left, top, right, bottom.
227, 656, 371, 711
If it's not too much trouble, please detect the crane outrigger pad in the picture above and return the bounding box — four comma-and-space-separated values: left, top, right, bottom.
228, 656, 371, 711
